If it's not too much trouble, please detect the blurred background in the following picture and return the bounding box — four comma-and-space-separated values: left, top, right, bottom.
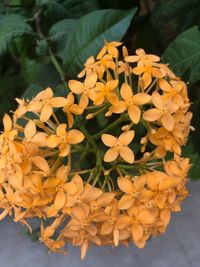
0, 0, 200, 266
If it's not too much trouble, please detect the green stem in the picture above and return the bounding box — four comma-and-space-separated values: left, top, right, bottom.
49, 48, 66, 83
93, 115, 126, 139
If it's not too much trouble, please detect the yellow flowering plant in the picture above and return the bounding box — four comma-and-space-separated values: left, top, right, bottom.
0, 42, 192, 259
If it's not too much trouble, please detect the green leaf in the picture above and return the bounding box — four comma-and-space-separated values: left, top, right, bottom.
49, 19, 77, 41
182, 140, 200, 180
0, 14, 33, 54
22, 83, 43, 99
63, 8, 137, 77
151, 0, 199, 29
36, 39, 49, 56
162, 26, 200, 83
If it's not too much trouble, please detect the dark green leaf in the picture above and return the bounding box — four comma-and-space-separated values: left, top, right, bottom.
0, 14, 33, 54
151, 0, 199, 29
182, 140, 200, 180
36, 39, 49, 56
162, 26, 200, 83
22, 83, 43, 99
64, 8, 137, 77
49, 18, 77, 41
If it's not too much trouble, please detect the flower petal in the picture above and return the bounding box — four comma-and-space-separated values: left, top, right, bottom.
50, 97, 68, 107
59, 143, 70, 157
3, 114, 12, 131
132, 93, 151, 105
24, 120, 36, 139
117, 177, 133, 194
101, 221, 113, 235
161, 113, 174, 131
118, 195, 134, 210
101, 134, 117, 147
119, 146, 134, 164
68, 80, 83, 94
84, 72, 97, 88
120, 83, 133, 100
32, 156, 49, 172
104, 147, 118, 162
119, 130, 135, 145
138, 209, 154, 224
143, 108, 162, 121
66, 129, 84, 144
46, 135, 60, 148
54, 190, 66, 210
40, 104, 53, 122
128, 105, 141, 124
131, 224, 143, 241
152, 92, 164, 110
106, 80, 118, 91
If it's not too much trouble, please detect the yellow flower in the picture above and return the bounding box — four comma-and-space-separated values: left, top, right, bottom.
90, 80, 119, 105
46, 124, 84, 156
111, 83, 151, 123
102, 130, 135, 163
68, 72, 97, 108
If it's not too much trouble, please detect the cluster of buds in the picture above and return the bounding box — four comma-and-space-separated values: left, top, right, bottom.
0, 42, 192, 259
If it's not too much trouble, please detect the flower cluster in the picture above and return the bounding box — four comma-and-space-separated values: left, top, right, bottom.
0, 41, 192, 259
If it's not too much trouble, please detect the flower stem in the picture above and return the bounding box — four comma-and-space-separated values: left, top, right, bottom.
93, 115, 126, 139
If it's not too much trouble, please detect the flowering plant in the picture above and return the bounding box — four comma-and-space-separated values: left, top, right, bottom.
0, 42, 192, 259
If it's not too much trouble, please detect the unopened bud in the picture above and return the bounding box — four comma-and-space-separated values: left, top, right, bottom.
105, 111, 112, 117
86, 113, 94, 120
121, 125, 130, 131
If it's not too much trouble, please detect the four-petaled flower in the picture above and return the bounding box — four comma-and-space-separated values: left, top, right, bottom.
101, 130, 135, 163
46, 124, 84, 156
111, 83, 151, 123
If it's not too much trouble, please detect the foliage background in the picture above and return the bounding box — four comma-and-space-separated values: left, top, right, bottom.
0, 0, 200, 179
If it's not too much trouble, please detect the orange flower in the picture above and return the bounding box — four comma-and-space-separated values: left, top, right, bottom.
97, 41, 122, 59
78, 56, 97, 78
62, 203, 101, 259
125, 48, 160, 65
24, 120, 47, 146
28, 87, 68, 122
68, 72, 97, 108
133, 61, 163, 89
46, 124, 84, 156
94, 201, 122, 247
143, 171, 172, 209
90, 80, 119, 105
111, 83, 151, 123
159, 79, 185, 110
63, 92, 84, 128
117, 175, 146, 209
125, 205, 155, 247
63, 174, 103, 207
143, 91, 176, 131
102, 131, 135, 163
95, 54, 115, 79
